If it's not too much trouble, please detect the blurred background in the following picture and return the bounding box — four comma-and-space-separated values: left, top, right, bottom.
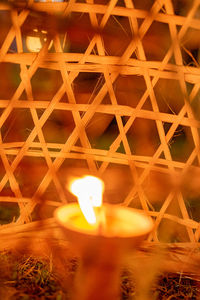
0, 0, 200, 243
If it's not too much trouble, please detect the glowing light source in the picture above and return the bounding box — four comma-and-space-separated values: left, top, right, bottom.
69, 176, 104, 225
26, 29, 53, 53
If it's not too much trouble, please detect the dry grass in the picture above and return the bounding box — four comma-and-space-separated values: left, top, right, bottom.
0, 250, 200, 300
0, 251, 63, 300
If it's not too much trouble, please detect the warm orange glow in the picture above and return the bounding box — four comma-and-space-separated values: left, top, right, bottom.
70, 176, 104, 224
26, 29, 53, 52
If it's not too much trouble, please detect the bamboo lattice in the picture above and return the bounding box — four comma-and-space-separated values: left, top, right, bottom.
0, 0, 200, 244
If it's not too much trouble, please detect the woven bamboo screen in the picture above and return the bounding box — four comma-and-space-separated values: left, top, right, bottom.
0, 0, 200, 244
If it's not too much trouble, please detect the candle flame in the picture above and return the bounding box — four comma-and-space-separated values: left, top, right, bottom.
70, 176, 104, 224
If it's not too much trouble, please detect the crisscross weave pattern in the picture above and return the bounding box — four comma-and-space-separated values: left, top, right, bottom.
0, 0, 200, 243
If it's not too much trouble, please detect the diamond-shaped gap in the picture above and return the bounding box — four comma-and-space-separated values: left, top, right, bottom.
154, 79, 185, 114
0, 63, 21, 99
42, 109, 75, 144
0, 10, 12, 49
157, 196, 192, 242
73, 72, 105, 101
86, 114, 118, 150
169, 125, 195, 163
102, 164, 134, 204
31, 68, 63, 101
1, 108, 35, 143
13, 156, 49, 198
141, 21, 171, 61
126, 117, 160, 156
102, 14, 132, 56
114, 75, 147, 107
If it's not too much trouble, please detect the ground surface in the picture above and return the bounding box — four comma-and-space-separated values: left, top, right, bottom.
0, 251, 199, 300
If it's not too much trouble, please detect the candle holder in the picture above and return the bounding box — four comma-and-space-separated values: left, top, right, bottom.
54, 203, 153, 300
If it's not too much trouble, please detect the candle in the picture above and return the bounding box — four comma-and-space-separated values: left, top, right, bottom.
54, 176, 153, 300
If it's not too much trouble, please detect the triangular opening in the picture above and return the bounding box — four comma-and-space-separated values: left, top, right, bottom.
159, 151, 165, 159
116, 141, 126, 154
8, 37, 17, 53
33, 135, 40, 143
19, 90, 28, 101
59, 93, 69, 103
141, 96, 153, 111
36, 109, 45, 119
74, 138, 82, 148
91, 44, 99, 55
163, 122, 172, 135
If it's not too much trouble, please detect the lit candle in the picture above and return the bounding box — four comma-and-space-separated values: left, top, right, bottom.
54, 176, 153, 300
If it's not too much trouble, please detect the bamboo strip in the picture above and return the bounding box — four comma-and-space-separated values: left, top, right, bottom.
0, 101, 199, 129
5, 2, 197, 32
